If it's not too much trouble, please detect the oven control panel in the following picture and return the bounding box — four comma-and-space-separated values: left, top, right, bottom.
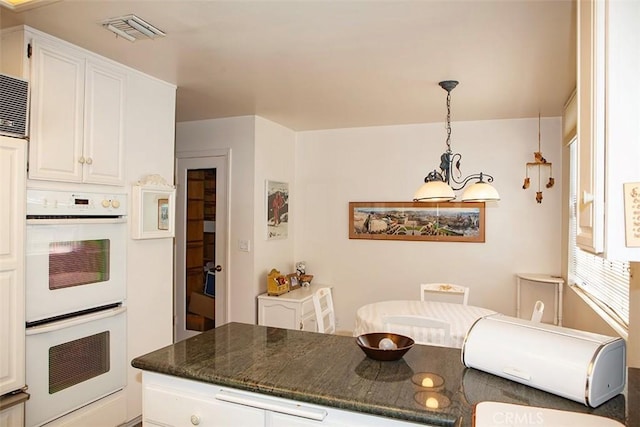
26, 189, 127, 216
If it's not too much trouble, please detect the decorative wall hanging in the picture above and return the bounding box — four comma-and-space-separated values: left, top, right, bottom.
349, 201, 485, 242
266, 180, 289, 240
623, 182, 640, 247
522, 114, 554, 203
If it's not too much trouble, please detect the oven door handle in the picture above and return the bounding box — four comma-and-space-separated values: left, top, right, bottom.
26, 306, 127, 335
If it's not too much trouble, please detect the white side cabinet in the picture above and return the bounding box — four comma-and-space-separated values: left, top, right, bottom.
257, 285, 323, 332
27, 35, 126, 185
142, 372, 425, 427
0, 136, 26, 396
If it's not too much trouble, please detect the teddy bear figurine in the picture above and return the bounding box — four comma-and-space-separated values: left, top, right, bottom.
295, 261, 306, 276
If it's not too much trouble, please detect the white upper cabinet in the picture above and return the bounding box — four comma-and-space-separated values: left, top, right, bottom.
28, 36, 126, 185
576, 0, 605, 254
576, 0, 640, 261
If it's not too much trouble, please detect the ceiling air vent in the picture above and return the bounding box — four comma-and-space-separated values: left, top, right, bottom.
102, 14, 165, 42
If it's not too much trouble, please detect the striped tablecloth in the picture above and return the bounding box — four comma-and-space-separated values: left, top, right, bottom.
354, 300, 496, 348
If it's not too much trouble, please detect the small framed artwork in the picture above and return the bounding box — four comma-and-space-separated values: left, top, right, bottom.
158, 198, 170, 230
266, 180, 289, 240
349, 201, 485, 243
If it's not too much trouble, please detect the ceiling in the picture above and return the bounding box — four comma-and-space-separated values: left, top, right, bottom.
0, 0, 576, 131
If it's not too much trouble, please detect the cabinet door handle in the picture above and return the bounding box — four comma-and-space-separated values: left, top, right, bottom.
215, 390, 327, 421
85, 157, 93, 165
78, 156, 85, 164
190, 414, 201, 425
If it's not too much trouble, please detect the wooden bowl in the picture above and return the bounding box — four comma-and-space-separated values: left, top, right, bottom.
356, 333, 414, 361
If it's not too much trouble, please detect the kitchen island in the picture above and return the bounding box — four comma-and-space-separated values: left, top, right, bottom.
132, 322, 636, 426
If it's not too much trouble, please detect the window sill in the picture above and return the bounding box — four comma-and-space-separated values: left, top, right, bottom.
568, 284, 628, 340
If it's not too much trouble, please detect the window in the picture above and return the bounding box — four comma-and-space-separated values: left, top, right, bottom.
568, 139, 629, 328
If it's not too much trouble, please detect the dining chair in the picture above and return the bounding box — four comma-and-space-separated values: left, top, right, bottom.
531, 300, 544, 323
382, 314, 451, 347
312, 287, 336, 334
420, 283, 469, 305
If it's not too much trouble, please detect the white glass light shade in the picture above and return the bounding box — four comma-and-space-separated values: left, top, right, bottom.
460, 181, 500, 202
413, 180, 456, 202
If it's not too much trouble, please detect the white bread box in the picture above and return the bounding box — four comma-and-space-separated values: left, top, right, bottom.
461, 314, 626, 407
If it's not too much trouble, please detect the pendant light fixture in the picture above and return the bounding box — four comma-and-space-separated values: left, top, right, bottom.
413, 80, 500, 203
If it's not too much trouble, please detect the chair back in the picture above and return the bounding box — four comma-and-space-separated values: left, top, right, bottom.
312, 287, 336, 334
420, 283, 469, 305
531, 300, 545, 322
382, 314, 451, 347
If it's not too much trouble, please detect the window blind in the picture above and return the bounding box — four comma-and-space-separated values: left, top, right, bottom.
568, 141, 629, 327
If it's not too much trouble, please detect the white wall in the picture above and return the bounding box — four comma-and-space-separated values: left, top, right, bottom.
295, 118, 563, 330
176, 116, 296, 324
253, 117, 296, 292
176, 116, 258, 323
124, 72, 176, 421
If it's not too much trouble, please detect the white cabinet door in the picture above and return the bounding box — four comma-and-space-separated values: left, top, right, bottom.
0, 137, 26, 395
258, 299, 302, 330
0, 403, 24, 427
83, 58, 126, 185
28, 35, 126, 186
576, 0, 605, 254
28, 37, 85, 183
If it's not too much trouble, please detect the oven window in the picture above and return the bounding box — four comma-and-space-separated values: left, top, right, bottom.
49, 331, 110, 394
49, 240, 110, 290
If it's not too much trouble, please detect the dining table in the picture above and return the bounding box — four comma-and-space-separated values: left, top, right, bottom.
354, 300, 497, 348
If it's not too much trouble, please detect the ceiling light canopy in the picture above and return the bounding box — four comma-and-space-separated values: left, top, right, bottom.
413, 80, 500, 203
102, 14, 165, 42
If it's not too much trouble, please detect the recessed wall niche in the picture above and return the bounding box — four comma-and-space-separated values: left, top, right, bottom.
131, 174, 176, 239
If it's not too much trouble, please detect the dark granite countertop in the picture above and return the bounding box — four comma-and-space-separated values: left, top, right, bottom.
132, 322, 636, 427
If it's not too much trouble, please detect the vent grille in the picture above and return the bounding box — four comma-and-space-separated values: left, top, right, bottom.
0, 73, 29, 138
102, 14, 165, 42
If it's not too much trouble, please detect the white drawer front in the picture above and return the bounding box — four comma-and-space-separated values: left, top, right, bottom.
144, 383, 265, 427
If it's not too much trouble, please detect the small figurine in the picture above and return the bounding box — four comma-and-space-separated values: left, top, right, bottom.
295, 261, 306, 276
522, 177, 530, 189
534, 151, 547, 164
546, 177, 555, 188
536, 191, 543, 204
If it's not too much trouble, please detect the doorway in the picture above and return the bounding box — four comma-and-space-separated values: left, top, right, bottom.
174, 154, 228, 342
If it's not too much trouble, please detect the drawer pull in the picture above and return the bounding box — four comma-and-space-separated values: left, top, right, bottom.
190, 414, 201, 425
215, 390, 327, 421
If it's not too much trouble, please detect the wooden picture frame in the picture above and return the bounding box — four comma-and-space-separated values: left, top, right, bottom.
266, 180, 289, 240
287, 274, 300, 290
349, 201, 485, 242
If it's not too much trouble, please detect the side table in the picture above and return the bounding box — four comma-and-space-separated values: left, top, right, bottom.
516, 273, 565, 325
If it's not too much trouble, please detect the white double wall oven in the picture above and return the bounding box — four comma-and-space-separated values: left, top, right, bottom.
24, 189, 127, 426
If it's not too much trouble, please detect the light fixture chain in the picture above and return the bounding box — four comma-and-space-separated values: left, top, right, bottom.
446, 91, 452, 153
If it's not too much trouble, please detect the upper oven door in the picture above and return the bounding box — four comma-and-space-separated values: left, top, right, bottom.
26, 218, 126, 323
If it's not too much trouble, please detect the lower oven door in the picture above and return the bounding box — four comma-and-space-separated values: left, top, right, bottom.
25, 305, 127, 427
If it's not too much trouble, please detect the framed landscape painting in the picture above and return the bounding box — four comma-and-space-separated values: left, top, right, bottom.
349, 201, 485, 242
